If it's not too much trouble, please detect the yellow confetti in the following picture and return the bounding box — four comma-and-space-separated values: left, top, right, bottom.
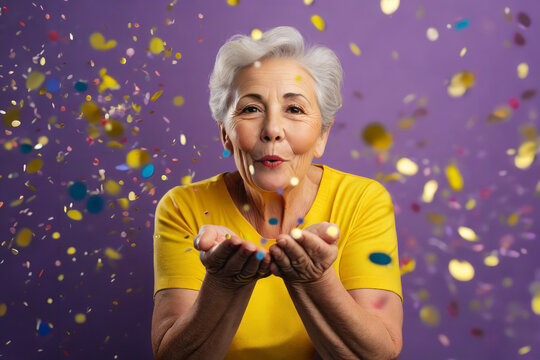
128, 191, 137, 201
126, 149, 150, 169
447, 71, 475, 97
105, 247, 122, 260
149, 37, 164, 54
400, 258, 415, 275
251, 28, 263, 40
460, 47, 467, 57
52, 232, 61, 239
484, 255, 499, 267
396, 157, 418, 176
150, 90, 163, 102
81, 101, 102, 124
426, 27, 439, 41
26, 71, 45, 91
175, 52, 182, 60
225, 233, 231, 239
422, 180, 438, 203
3, 107, 21, 128
16, 228, 32, 247
117, 198, 129, 210
304, 0, 314, 4
518, 346, 531, 355
67, 246, 76, 255
0, 303, 7, 317
26, 159, 43, 174
291, 228, 303, 240
74, 313, 86, 324
181, 175, 192, 185
58, 274, 64, 281
104, 119, 124, 138
362, 123, 393, 151
457, 226, 478, 241
349, 42, 361, 56
448, 259, 475, 281
514, 141, 537, 169
310, 15, 325, 31
532, 291, 540, 315
89, 32, 117, 51
517, 62, 529, 79
227, 0, 239, 6
381, 0, 400, 15
67, 209, 83, 221
419, 304, 440, 326
180, 134, 186, 145
98, 68, 120, 93
173, 96, 185, 106
104, 179, 121, 196
507, 212, 520, 226
445, 161, 463, 192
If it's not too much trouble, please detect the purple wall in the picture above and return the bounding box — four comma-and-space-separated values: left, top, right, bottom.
1, 0, 539, 359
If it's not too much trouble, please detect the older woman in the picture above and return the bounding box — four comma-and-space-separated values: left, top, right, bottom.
151, 26, 403, 360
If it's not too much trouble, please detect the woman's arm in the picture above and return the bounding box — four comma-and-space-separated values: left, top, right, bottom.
156, 273, 256, 360
285, 267, 399, 360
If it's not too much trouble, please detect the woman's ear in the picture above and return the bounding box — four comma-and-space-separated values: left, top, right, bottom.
219, 121, 233, 152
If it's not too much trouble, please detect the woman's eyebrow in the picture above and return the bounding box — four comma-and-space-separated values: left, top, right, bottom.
239, 92, 311, 105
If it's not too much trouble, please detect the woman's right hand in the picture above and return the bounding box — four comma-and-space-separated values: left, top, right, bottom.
194, 225, 272, 290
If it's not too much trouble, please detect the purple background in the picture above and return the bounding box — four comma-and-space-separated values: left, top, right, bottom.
1, 0, 540, 359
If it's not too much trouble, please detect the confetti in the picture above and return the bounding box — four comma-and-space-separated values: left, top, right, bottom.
69, 182, 87, 200
448, 259, 475, 281
310, 15, 325, 31
369, 252, 392, 265
89, 32, 117, 50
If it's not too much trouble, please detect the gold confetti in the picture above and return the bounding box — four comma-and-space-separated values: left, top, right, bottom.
310, 15, 325, 31
517, 62, 529, 79
422, 180, 438, 203
447, 71, 475, 97
150, 90, 163, 102
67, 209, 83, 221
419, 304, 440, 326
98, 68, 120, 93
227, 0, 239, 6
181, 175, 192, 185
445, 161, 463, 192
532, 291, 540, 315
105, 247, 122, 260
0, 304, 7, 317
26, 159, 43, 174
104, 179, 121, 196
396, 157, 418, 176
126, 149, 150, 169
89, 32, 117, 51
251, 28, 263, 40
484, 255, 499, 267
362, 123, 393, 151
74, 313, 87, 324
15, 228, 32, 247
426, 27, 439, 41
67, 247, 76, 255
448, 259, 474, 281
81, 101, 103, 124
457, 226, 478, 241
104, 119, 124, 138
518, 346, 531, 355
173, 96, 184, 106
26, 71, 45, 91
52, 232, 61, 239
514, 141, 537, 169
149, 37, 165, 54
349, 42, 361, 56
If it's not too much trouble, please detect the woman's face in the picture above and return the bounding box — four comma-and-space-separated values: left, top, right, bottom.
219, 57, 332, 193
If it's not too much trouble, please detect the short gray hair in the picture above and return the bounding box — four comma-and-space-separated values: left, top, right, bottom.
208, 26, 343, 134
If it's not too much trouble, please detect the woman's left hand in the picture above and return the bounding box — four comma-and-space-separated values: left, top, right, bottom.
268, 222, 340, 285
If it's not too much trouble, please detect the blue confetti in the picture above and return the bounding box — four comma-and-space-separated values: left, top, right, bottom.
46, 78, 61, 92
297, 217, 304, 225
38, 321, 51, 336
20, 143, 33, 154
260, 237, 267, 244
222, 149, 231, 157
454, 18, 470, 30
256, 252, 264, 260
269, 217, 278, 225
87, 195, 104, 213
369, 252, 392, 265
141, 163, 154, 179
74, 81, 88, 92
115, 163, 130, 171
69, 182, 87, 201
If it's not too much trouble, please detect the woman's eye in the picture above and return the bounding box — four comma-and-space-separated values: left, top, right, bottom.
242, 106, 259, 113
288, 106, 304, 114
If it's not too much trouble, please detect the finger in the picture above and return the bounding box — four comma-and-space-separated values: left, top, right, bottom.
201, 238, 241, 271
270, 240, 297, 278
224, 241, 257, 273
256, 253, 272, 278
303, 222, 340, 244
276, 235, 310, 271
293, 229, 326, 261
195, 225, 219, 251
241, 247, 267, 275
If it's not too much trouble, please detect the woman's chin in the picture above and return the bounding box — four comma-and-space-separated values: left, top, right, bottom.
252, 176, 288, 193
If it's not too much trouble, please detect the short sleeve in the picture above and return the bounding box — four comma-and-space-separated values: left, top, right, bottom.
153, 188, 206, 300
339, 180, 403, 303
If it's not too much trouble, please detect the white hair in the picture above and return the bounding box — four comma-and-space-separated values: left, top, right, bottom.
208, 26, 343, 134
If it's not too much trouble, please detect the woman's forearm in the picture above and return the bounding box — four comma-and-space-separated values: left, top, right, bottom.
157, 273, 256, 360
285, 267, 397, 360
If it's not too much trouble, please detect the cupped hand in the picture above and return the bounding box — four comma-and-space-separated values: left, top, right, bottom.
268, 222, 340, 285
194, 225, 272, 290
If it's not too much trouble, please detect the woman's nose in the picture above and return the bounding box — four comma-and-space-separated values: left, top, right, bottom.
260, 109, 284, 142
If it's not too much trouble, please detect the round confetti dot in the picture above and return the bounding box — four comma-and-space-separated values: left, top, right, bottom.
326, 225, 339, 238
104, 119, 124, 138
253, 60, 261, 68
454, 18, 470, 30
69, 182, 87, 201
260, 238, 267, 245
15, 228, 32, 248
46, 78, 60, 92
126, 149, 150, 169
149, 37, 164, 54
448, 259, 475, 281
87, 195, 104, 213
369, 252, 392, 265
396, 157, 418, 175
222, 149, 231, 157
48, 30, 59, 41
74, 313, 86, 324
419, 304, 440, 326
126, 48, 135, 57
52, 232, 61, 239
251, 28, 263, 40
269, 218, 278, 225
256, 252, 264, 260
26, 71, 45, 91
67, 209, 82, 221
38, 322, 52, 336
20, 143, 33, 154
290, 177, 299, 186
141, 164, 154, 179
225, 233, 231, 239
380, 0, 400, 15
81, 101, 102, 124
0, 304, 6, 317
74, 81, 88, 92
297, 218, 304, 224
291, 228, 303, 240
227, 0, 239, 5
426, 27, 439, 41
120, 57, 127, 64
67, 247, 76, 255
173, 96, 185, 106
104, 179, 121, 196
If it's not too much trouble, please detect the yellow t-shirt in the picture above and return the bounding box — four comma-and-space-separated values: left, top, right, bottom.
153, 163, 403, 360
